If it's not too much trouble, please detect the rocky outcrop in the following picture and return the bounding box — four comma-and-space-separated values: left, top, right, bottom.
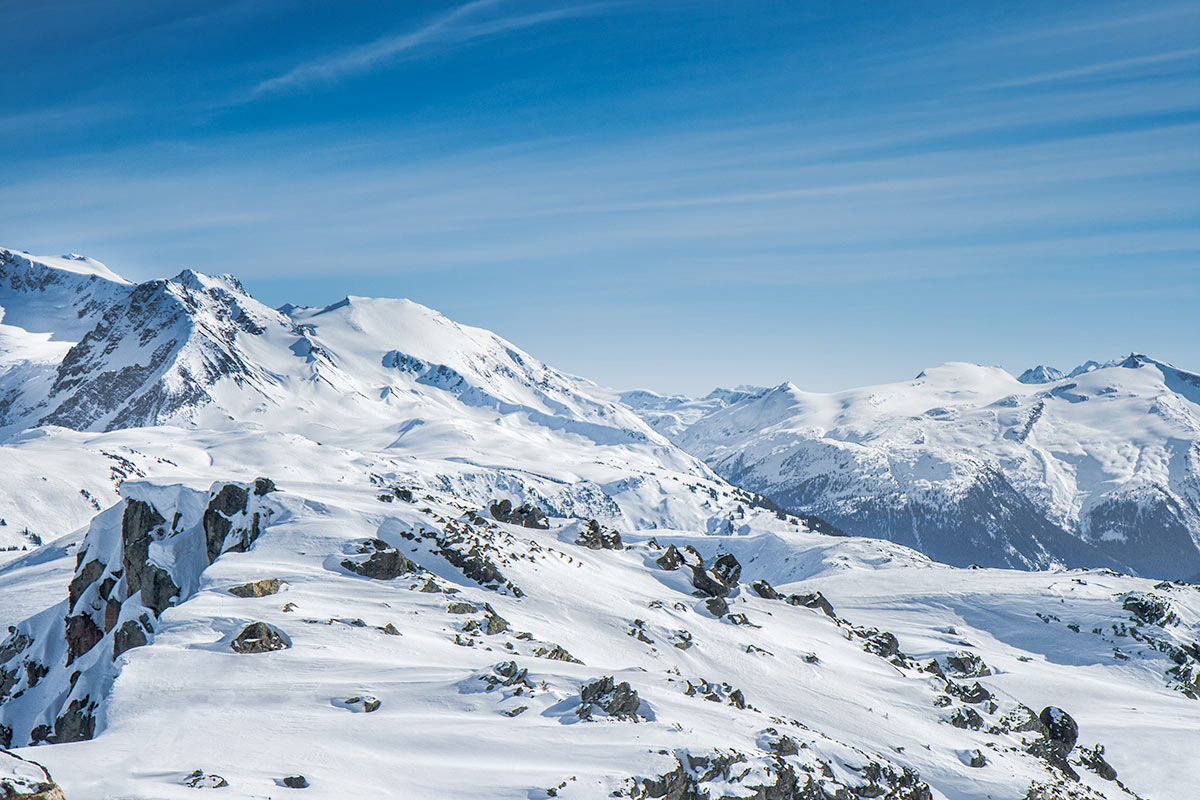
341, 540, 417, 580
577, 676, 642, 721
488, 499, 549, 529
0, 478, 277, 747
576, 519, 623, 550
231, 622, 289, 654
690, 553, 742, 598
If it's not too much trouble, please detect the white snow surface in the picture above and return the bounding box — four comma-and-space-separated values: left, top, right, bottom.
0, 249, 1196, 799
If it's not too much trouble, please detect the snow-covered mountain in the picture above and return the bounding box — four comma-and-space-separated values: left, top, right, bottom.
1, 247, 1198, 800
627, 359, 1200, 579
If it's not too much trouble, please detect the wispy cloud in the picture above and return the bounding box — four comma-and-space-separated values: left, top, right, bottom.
250, 1, 598, 98
985, 47, 1200, 89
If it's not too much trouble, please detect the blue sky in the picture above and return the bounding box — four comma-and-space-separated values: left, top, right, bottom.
2, 0, 1198, 394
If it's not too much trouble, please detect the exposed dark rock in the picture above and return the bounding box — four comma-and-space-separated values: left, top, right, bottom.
68, 558, 105, 612
104, 598, 121, 633
1039, 706, 1078, 754
578, 676, 642, 721
51, 696, 96, 743
945, 651, 991, 677
113, 619, 149, 658
1123, 593, 1174, 626
949, 681, 992, 705
967, 749, 987, 768
447, 602, 476, 614
227, 578, 285, 598
656, 545, 683, 571
576, 519, 623, 550
122, 499, 165, 598
488, 499, 549, 529
704, 596, 728, 617
65, 613, 104, 665
140, 564, 181, 617
253, 477, 276, 496
534, 645, 583, 663
437, 544, 504, 586
711, 553, 741, 584
999, 704, 1045, 734
484, 610, 508, 635
230, 622, 289, 654
203, 484, 249, 563
786, 591, 836, 618
282, 775, 309, 789
1079, 744, 1117, 781
750, 580, 779, 600
185, 769, 229, 789
113, 618, 150, 657
863, 630, 900, 659
949, 707, 984, 730
341, 544, 417, 580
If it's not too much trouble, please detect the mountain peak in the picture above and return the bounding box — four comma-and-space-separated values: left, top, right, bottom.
0, 246, 130, 285
1017, 365, 1065, 384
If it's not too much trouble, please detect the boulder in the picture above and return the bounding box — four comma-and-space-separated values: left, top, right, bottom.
185, 770, 229, 789
253, 477, 276, 496
949, 707, 983, 730
655, 545, 683, 571
945, 651, 991, 677
710, 553, 741, 586
704, 596, 729, 617
750, 580, 779, 600
282, 775, 309, 789
230, 622, 289, 654
341, 544, 417, 580
227, 578, 285, 598
1039, 707, 1078, 754
786, 591, 836, 619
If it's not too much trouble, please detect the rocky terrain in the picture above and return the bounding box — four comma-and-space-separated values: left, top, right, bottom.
0, 248, 1197, 798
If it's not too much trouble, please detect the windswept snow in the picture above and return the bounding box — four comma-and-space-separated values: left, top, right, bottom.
0, 248, 1197, 800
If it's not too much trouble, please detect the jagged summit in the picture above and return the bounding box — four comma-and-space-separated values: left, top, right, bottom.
1017, 365, 1065, 384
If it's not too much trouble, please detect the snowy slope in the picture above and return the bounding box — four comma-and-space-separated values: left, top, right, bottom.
633, 359, 1200, 579
0, 248, 1197, 800
2, 472, 1196, 799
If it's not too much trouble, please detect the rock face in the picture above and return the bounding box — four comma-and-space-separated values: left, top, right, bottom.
231, 622, 289, 654
0, 479, 276, 746
488, 499, 550, 529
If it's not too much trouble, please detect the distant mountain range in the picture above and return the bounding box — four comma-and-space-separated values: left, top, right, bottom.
625, 356, 1200, 580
